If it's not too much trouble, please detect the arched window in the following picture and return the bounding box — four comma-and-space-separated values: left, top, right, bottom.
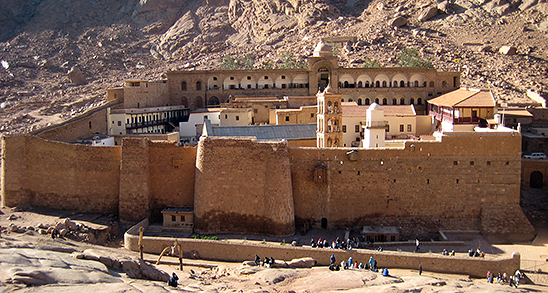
410, 98, 415, 105
358, 98, 362, 105
375, 81, 380, 87
382, 81, 387, 87
423, 81, 427, 87
365, 98, 370, 105
417, 98, 422, 105
375, 98, 379, 104
208, 96, 220, 106
429, 81, 435, 87
382, 98, 387, 105
358, 81, 363, 88
392, 98, 397, 105
393, 81, 398, 87
196, 81, 202, 90
181, 81, 187, 91
414, 80, 419, 87
365, 81, 370, 88
400, 98, 405, 105
400, 81, 405, 87
341, 98, 345, 102
181, 97, 188, 107
344, 81, 349, 88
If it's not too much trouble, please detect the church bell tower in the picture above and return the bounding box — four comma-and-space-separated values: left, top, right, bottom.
317, 85, 343, 148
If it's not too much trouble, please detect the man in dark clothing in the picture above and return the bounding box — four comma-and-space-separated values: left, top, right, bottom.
168, 272, 179, 287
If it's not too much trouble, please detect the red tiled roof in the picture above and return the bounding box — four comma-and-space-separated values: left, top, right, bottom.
428, 88, 495, 107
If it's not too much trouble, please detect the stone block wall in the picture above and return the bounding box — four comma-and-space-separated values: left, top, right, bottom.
32, 101, 119, 143
194, 137, 295, 236
124, 222, 520, 278
289, 132, 525, 238
1, 135, 121, 213
148, 141, 196, 222
119, 138, 151, 223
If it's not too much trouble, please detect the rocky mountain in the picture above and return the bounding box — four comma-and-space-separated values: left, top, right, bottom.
1, 0, 548, 134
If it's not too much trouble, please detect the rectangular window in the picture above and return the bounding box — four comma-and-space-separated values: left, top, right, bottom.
487, 161, 491, 166
399, 124, 404, 132
407, 124, 412, 132
470, 161, 474, 165
171, 215, 176, 222
180, 216, 185, 222
236, 116, 239, 121
118, 121, 122, 126
342, 125, 347, 133
285, 116, 290, 122
225, 114, 228, 119
355, 125, 359, 133
310, 113, 314, 118
454, 161, 458, 165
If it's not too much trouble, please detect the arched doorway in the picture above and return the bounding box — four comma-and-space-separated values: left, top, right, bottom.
208, 96, 220, 106
195, 97, 203, 109
531, 171, 543, 188
318, 67, 330, 92
181, 97, 188, 108
321, 218, 327, 229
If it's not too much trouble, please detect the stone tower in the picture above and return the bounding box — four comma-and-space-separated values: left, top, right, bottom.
317, 85, 343, 148
363, 103, 386, 148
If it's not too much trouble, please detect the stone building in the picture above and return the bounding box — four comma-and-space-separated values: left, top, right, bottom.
107, 42, 460, 114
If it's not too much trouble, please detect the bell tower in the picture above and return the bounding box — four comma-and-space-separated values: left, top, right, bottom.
317, 85, 343, 148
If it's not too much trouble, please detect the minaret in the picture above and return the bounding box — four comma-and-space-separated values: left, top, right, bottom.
363, 103, 386, 148
317, 85, 343, 148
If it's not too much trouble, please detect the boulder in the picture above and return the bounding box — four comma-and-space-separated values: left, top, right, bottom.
63, 218, 78, 230
67, 66, 87, 85
288, 257, 316, 268
499, 45, 517, 55
390, 16, 408, 28
539, 21, 548, 32
519, 0, 538, 11
496, 3, 512, 15
59, 229, 68, 237
437, 1, 451, 14
9, 223, 21, 232
418, 6, 438, 21
478, 45, 492, 53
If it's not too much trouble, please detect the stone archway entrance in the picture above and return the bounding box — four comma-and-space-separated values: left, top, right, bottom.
321, 218, 327, 229
318, 68, 330, 92
530, 171, 543, 188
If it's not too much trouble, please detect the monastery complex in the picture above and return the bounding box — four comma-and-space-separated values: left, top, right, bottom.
0, 42, 541, 242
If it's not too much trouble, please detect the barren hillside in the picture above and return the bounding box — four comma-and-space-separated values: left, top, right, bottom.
1, 0, 548, 134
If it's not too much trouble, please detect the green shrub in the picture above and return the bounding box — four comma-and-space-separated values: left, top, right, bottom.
397, 49, 433, 68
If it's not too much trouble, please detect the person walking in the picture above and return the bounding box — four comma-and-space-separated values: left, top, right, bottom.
415, 239, 420, 252
419, 264, 422, 275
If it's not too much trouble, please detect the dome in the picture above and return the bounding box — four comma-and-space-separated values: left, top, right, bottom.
313, 41, 333, 57
369, 103, 382, 111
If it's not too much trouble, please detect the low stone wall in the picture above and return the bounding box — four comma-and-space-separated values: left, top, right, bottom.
125, 222, 520, 278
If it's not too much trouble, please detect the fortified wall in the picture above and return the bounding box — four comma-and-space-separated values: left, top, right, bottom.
1, 132, 536, 240
194, 137, 295, 236
1, 136, 196, 222
1, 135, 121, 213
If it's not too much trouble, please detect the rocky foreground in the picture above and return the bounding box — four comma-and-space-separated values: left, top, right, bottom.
0, 207, 537, 292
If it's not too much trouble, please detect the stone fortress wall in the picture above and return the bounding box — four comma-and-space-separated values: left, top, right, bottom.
1, 129, 536, 240
1, 135, 122, 214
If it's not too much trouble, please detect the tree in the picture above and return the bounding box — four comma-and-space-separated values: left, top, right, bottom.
279, 51, 308, 69
219, 54, 256, 70
363, 56, 381, 68
397, 49, 433, 68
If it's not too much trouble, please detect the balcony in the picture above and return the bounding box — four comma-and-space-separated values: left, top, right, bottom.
126, 116, 187, 130
364, 121, 389, 129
